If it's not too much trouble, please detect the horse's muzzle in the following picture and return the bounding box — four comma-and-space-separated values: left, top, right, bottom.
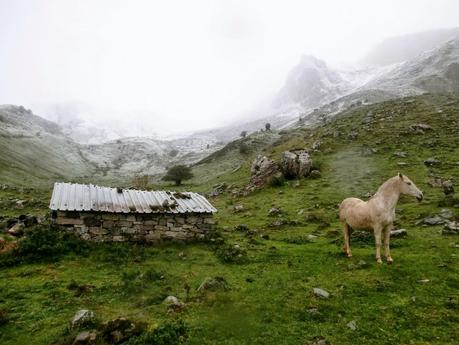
416, 194, 423, 202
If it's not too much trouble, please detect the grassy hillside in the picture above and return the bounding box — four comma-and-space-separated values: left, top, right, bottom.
0, 94, 458, 344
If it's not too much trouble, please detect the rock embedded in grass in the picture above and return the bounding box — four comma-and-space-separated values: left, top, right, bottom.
346, 320, 357, 331
424, 157, 441, 167
71, 309, 94, 329
313, 288, 330, 299
391, 229, 407, 237
163, 296, 184, 310
423, 216, 446, 226
268, 207, 282, 216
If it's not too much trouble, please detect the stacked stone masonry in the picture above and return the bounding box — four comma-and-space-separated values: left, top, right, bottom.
54, 211, 216, 243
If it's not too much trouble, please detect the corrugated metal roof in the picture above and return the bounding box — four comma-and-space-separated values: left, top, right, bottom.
49, 182, 217, 214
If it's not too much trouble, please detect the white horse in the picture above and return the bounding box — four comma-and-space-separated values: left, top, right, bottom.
339, 173, 423, 264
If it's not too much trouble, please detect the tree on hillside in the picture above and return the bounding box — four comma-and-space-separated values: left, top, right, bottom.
162, 165, 194, 186
240, 130, 247, 138
265, 123, 271, 131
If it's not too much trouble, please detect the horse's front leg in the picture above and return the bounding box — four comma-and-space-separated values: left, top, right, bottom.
374, 225, 383, 264
384, 225, 393, 264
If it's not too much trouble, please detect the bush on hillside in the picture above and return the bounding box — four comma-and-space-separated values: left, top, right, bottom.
0, 224, 88, 266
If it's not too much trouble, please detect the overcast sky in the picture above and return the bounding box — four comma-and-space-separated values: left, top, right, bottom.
0, 0, 458, 134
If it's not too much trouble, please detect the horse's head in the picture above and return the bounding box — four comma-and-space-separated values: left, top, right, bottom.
398, 173, 423, 201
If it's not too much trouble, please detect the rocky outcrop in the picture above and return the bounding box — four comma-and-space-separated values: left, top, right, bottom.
247, 156, 281, 191
281, 150, 312, 179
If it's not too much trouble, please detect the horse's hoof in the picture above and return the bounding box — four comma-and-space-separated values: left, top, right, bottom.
376, 258, 383, 264
387, 257, 393, 264
347, 253, 353, 258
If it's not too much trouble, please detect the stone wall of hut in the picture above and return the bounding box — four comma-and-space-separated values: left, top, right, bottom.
53, 211, 216, 242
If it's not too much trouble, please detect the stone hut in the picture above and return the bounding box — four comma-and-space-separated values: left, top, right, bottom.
49, 182, 217, 242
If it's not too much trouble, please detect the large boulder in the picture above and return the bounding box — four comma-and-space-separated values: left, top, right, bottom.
248, 156, 281, 190
281, 150, 312, 179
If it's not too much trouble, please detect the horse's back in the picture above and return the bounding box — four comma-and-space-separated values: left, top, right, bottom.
339, 197, 366, 222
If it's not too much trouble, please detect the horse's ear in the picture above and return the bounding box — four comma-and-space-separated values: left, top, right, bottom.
398, 172, 403, 179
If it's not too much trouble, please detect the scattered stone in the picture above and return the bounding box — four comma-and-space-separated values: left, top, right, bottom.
428, 176, 443, 188
397, 162, 408, 167
14, 200, 26, 209
313, 339, 327, 345
418, 279, 430, 284
391, 229, 407, 238
442, 221, 459, 235
393, 151, 407, 158
346, 320, 357, 331
309, 170, 321, 179
281, 150, 312, 179
197, 277, 228, 292
260, 234, 270, 240
73, 331, 98, 345
439, 209, 455, 220
71, 310, 95, 329
7, 222, 24, 236
233, 205, 245, 213
307, 234, 318, 241
163, 296, 184, 310
410, 123, 433, 133
424, 158, 441, 167
312, 140, 321, 150
209, 182, 227, 197
268, 207, 282, 216
313, 288, 330, 299
442, 180, 454, 196
423, 216, 445, 226
99, 317, 146, 344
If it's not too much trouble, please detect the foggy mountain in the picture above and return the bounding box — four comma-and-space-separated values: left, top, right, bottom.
361, 27, 459, 67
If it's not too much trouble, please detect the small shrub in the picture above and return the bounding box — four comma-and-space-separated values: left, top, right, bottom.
132, 175, 150, 190
239, 143, 249, 154
268, 174, 285, 187
0, 224, 88, 266
124, 320, 188, 345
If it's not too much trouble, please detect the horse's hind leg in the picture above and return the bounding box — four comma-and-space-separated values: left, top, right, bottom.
374, 225, 383, 264
342, 223, 352, 258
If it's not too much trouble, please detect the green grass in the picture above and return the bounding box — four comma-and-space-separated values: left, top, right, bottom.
1, 93, 459, 344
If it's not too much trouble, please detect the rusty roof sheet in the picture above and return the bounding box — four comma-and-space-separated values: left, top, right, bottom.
49, 182, 217, 214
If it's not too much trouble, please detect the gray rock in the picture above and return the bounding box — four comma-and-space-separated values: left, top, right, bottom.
442, 221, 459, 235
391, 229, 407, 237
423, 216, 445, 225
439, 208, 455, 220
424, 158, 441, 167
346, 320, 357, 331
268, 207, 282, 216
410, 123, 433, 132
163, 296, 184, 310
71, 309, 94, 328
309, 170, 321, 179
442, 180, 454, 196
313, 339, 327, 345
313, 288, 330, 299
233, 205, 245, 213
281, 150, 312, 179
7, 222, 24, 236
393, 151, 407, 158
14, 200, 25, 209
312, 141, 321, 150
73, 331, 98, 345
248, 155, 281, 191
197, 277, 228, 292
